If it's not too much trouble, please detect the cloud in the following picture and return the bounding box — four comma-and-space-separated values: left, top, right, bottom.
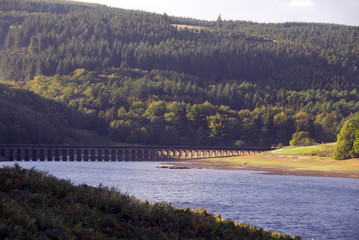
289, 0, 314, 7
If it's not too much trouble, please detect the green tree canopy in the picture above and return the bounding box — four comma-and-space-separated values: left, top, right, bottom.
334, 113, 359, 159
289, 131, 315, 146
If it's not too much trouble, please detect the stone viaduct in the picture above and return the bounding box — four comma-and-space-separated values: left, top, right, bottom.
0, 145, 272, 162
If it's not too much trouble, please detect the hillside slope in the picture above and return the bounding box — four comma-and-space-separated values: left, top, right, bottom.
0, 0, 358, 146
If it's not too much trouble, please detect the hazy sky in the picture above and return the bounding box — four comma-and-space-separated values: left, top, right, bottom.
75, 0, 359, 26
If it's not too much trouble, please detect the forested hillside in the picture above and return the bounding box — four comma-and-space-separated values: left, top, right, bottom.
0, 0, 358, 146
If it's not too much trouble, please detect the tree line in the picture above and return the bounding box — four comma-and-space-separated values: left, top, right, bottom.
7, 67, 350, 146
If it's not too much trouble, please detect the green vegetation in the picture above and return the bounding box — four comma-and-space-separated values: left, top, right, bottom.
0, 165, 300, 239
0, 82, 101, 144
64, 129, 128, 146
0, 0, 358, 147
271, 143, 336, 157
289, 131, 315, 146
334, 113, 359, 159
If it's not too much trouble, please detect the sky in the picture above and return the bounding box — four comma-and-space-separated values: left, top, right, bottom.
74, 0, 359, 26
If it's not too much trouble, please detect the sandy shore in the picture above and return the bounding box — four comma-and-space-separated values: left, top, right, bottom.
162, 154, 359, 179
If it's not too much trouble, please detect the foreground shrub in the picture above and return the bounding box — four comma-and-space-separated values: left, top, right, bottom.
0, 165, 300, 239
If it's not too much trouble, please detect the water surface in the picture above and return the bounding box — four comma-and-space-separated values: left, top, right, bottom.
2, 161, 359, 240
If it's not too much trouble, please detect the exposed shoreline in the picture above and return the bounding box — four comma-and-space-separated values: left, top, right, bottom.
163, 154, 359, 179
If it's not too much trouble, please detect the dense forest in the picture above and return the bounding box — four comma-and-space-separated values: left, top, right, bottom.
0, 0, 358, 146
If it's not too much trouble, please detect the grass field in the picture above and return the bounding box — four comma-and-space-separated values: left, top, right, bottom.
270, 143, 336, 157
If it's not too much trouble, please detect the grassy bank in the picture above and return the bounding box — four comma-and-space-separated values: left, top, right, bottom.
270, 143, 337, 157
0, 165, 299, 239
168, 143, 359, 178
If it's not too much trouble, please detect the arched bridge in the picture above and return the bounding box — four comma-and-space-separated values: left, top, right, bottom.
0, 145, 272, 162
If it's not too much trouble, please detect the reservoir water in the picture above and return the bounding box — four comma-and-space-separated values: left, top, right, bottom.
2, 161, 359, 240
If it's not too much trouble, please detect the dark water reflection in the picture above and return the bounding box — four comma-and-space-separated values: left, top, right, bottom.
2, 161, 359, 240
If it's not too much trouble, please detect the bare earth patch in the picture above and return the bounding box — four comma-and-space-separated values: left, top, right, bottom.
163, 153, 359, 179
171, 24, 210, 31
